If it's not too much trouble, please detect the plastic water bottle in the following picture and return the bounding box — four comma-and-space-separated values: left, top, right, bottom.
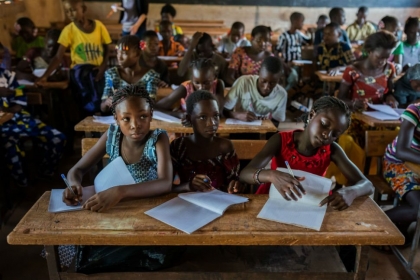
291, 101, 309, 113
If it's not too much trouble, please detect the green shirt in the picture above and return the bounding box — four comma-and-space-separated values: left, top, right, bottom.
11, 36, 44, 59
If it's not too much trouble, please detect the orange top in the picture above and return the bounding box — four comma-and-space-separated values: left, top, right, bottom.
158, 38, 185, 56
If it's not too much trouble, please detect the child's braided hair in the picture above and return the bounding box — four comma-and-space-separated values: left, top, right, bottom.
303, 96, 351, 128
186, 90, 216, 115
111, 84, 154, 114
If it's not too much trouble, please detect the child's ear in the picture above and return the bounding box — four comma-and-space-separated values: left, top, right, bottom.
308, 110, 316, 121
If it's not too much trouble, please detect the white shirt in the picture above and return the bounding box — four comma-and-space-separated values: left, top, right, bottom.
224, 75, 287, 122
216, 36, 251, 56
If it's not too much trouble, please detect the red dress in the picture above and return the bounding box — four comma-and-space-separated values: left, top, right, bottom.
256, 130, 332, 194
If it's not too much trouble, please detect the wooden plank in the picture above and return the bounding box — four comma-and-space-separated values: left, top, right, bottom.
405, 162, 420, 177
81, 138, 109, 158
232, 140, 266, 160
7, 193, 404, 246
364, 130, 399, 157
0, 112, 14, 125
353, 112, 401, 128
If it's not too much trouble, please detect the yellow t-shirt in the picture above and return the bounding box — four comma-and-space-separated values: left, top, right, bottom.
58, 20, 112, 68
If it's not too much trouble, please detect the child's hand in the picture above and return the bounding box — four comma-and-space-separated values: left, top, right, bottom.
270, 170, 306, 201
62, 185, 83, 206
227, 180, 246, 194
190, 174, 213, 192
352, 99, 368, 111
236, 111, 257, 122
191, 32, 204, 49
130, 24, 140, 36
319, 188, 355, 211
83, 187, 122, 212
35, 76, 48, 86
385, 95, 399, 108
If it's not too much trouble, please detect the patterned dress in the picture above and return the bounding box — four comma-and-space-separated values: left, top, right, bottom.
170, 136, 240, 192
228, 47, 273, 78
179, 79, 218, 111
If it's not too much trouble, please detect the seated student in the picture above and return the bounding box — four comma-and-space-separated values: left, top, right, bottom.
156, 58, 224, 118
394, 63, 420, 107
37, 0, 112, 115
140, 31, 169, 85
314, 7, 351, 47
393, 17, 420, 70
225, 25, 273, 86
158, 20, 185, 56
275, 12, 311, 63
62, 84, 175, 271
217, 22, 251, 58
11, 17, 44, 59
315, 22, 355, 76
171, 90, 244, 193
224, 56, 287, 124
346, 6, 376, 43
379, 16, 401, 37
239, 96, 373, 210
101, 35, 160, 114
155, 3, 183, 39
175, 34, 190, 50
316, 14, 330, 30
383, 103, 420, 242
178, 32, 227, 81
0, 67, 66, 187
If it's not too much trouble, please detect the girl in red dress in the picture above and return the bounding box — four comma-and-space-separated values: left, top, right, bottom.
240, 96, 373, 210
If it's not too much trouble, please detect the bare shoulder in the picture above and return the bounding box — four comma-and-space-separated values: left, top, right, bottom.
215, 137, 235, 154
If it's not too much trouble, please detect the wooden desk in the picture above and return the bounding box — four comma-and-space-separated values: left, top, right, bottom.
74, 117, 277, 139
7, 193, 404, 279
353, 112, 401, 128
156, 87, 230, 100
405, 162, 420, 176
0, 112, 13, 125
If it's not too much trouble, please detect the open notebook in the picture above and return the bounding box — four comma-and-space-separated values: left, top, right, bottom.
257, 169, 333, 231
363, 104, 405, 121
225, 118, 262, 126
145, 190, 249, 234
48, 157, 135, 213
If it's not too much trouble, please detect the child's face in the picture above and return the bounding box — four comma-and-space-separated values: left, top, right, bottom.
323, 27, 340, 45
188, 99, 220, 138
161, 13, 173, 22
145, 37, 160, 56
45, 37, 59, 58
368, 48, 392, 69
317, 18, 329, 29
117, 45, 140, 68
192, 68, 216, 91
257, 67, 281, 97
356, 11, 367, 24
307, 109, 348, 148
179, 36, 190, 49
63, 1, 85, 22
251, 32, 270, 53
410, 79, 420, 92
385, 23, 399, 36
230, 28, 244, 44
332, 10, 346, 25
115, 97, 152, 142
160, 24, 172, 41
196, 42, 214, 58
293, 16, 305, 30
406, 25, 419, 44
19, 25, 35, 42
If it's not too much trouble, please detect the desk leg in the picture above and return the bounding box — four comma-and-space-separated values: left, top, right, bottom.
44, 245, 61, 280
354, 245, 369, 280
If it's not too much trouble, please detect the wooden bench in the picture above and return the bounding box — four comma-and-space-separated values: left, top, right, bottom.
82, 138, 266, 160
364, 130, 399, 203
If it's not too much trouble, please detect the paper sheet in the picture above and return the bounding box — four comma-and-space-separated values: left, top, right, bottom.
92, 115, 115, 124
292, 60, 313, 65
367, 104, 401, 118
17, 80, 34, 86
225, 118, 262, 126
152, 111, 181, 123
94, 156, 136, 193
363, 111, 400, 121
48, 185, 95, 213
32, 68, 56, 77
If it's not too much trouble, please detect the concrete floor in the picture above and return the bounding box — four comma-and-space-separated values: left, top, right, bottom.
0, 144, 418, 280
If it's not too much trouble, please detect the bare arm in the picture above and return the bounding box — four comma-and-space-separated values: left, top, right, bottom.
155, 86, 187, 118
215, 79, 225, 112
178, 32, 203, 77
36, 44, 66, 83
395, 119, 420, 164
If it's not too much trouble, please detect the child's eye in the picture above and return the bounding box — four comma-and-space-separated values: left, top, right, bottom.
214, 114, 220, 119
199, 116, 206, 120
122, 117, 129, 122
140, 115, 148, 119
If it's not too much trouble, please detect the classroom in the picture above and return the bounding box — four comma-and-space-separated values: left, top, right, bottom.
1, 0, 420, 279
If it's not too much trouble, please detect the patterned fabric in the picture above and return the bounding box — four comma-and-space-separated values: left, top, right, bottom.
228, 47, 273, 78
11, 36, 44, 59
102, 66, 160, 101
216, 36, 251, 56
106, 124, 166, 183
385, 104, 420, 163
393, 41, 420, 67
383, 158, 420, 199
155, 24, 183, 36
41, 245, 76, 268
158, 38, 185, 56
341, 63, 395, 104
256, 130, 331, 194
346, 21, 377, 41
170, 136, 240, 192
314, 28, 352, 47
317, 42, 355, 71
139, 54, 169, 83
179, 79, 218, 111
276, 31, 310, 62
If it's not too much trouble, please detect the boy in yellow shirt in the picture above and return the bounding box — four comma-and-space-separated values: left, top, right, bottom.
346, 6, 376, 43
37, 0, 112, 114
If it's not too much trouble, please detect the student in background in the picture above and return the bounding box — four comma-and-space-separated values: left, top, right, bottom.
11, 17, 44, 59
393, 17, 420, 70
314, 7, 351, 47
101, 35, 160, 114
316, 15, 330, 30
383, 103, 420, 242
156, 58, 224, 119
239, 96, 373, 210
379, 16, 401, 37
171, 90, 244, 193
175, 34, 190, 50
346, 6, 376, 43
0, 67, 66, 187
37, 0, 112, 115
158, 20, 185, 56
225, 25, 273, 86
275, 12, 311, 63
394, 63, 420, 107
224, 56, 287, 124
315, 22, 355, 76
178, 32, 227, 81
217, 22, 251, 58
156, 3, 183, 37
112, 0, 148, 38
140, 31, 169, 84
0, 43, 11, 70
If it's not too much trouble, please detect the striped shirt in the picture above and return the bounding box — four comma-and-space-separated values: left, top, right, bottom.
385, 103, 420, 163
276, 31, 310, 62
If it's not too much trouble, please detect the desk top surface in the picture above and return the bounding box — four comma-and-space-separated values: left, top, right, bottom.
74, 117, 277, 134
7, 193, 404, 246
353, 112, 401, 128
0, 112, 13, 125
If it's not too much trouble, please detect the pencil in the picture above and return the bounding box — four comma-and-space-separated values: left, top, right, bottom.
61, 174, 79, 203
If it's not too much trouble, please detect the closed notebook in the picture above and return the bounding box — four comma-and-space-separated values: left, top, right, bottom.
257, 168, 332, 231
48, 157, 135, 213
145, 190, 249, 234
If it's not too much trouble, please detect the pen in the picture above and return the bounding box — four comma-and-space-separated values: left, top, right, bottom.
285, 161, 294, 178
61, 174, 79, 203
